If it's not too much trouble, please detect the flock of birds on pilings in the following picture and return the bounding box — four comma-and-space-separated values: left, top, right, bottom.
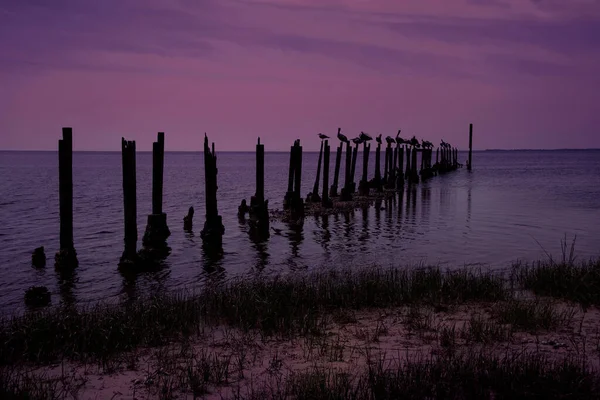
23, 126, 466, 307
241, 127, 463, 232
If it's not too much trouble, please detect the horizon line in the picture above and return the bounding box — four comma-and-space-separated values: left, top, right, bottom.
1, 148, 599, 153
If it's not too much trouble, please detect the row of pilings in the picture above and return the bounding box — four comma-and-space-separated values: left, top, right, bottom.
30, 124, 473, 304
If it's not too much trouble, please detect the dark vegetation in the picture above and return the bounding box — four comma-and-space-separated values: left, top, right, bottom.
1, 255, 599, 399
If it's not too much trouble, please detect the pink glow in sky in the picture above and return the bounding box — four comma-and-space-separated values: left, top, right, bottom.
1, 0, 599, 151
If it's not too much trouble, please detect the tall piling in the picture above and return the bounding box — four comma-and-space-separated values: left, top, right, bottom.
350, 143, 358, 193
143, 132, 170, 250
330, 143, 342, 197
383, 144, 390, 184
374, 142, 382, 192
249, 137, 269, 235
120, 138, 138, 266
468, 123, 473, 171
200, 134, 225, 246
341, 141, 353, 201
359, 142, 370, 195
311, 141, 324, 202
322, 141, 332, 207
56, 127, 78, 268
411, 147, 419, 184
405, 146, 411, 179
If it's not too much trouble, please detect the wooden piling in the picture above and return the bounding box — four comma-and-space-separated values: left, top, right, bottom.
330, 143, 342, 197
350, 143, 358, 192
374, 142, 382, 192
405, 146, 411, 179
322, 141, 331, 207
411, 147, 419, 184
397, 145, 405, 187
200, 134, 224, 245
56, 127, 78, 268
468, 123, 473, 171
383, 144, 390, 183
359, 142, 370, 195
256, 137, 265, 203
311, 141, 324, 201
143, 132, 170, 250
341, 141, 353, 201
294, 142, 303, 201
120, 138, 138, 266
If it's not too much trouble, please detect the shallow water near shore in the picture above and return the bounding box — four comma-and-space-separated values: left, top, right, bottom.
1, 149, 599, 314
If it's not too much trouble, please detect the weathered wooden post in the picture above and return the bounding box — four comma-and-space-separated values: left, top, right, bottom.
311, 141, 324, 202
468, 123, 473, 171
55, 127, 78, 269
200, 134, 225, 245
405, 146, 411, 179
350, 142, 358, 193
330, 143, 342, 197
284, 143, 296, 209
341, 141, 353, 201
293, 140, 304, 216
119, 138, 138, 267
383, 143, 390, 184
359, 142, 370, 195
143, 132, 170, 250
412, 147, 419, 183
397, 145, 405, 186
322, 141, 332, 207
374, 142, 382, 192
249, 137, 269, 235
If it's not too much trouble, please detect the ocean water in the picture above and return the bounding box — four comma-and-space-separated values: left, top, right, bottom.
1, 150, 599, 314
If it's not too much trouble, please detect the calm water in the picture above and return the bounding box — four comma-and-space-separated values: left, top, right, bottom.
1, 150, 599, 314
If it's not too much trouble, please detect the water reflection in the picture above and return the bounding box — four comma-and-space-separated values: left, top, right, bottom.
55, 267, 77, 308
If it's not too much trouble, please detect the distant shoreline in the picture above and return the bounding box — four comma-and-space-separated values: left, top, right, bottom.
1, 148, 599, 153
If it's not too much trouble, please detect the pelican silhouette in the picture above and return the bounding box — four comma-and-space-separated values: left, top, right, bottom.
318, 133, 329, 140
395, 130, 407, 145
359, 131, 372, 142
376, 134, 382, 144
337, 128, 349, 143
422, 140, 433, 149
410, 136, 420, 148
351, 137, 364, 145
441, 140, 448, 148
385, 136, 395, 145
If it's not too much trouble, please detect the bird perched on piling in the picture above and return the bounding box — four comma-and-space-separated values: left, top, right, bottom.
410, 136, 421, 148
441, 140, 449, 148
351, 137, 364, 145
337, 128, 349, 143
376, 134, 382, 144
385, 136, 395, 145
422, 140, 433, 149
318, 133, 329, 140
395, 130, 407, 145
359, 131, 372, 142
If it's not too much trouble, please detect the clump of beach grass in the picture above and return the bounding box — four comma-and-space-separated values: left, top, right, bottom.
0, 266, 507, 365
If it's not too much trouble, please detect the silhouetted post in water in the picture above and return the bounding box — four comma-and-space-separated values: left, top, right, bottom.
397, 145, 405, 187
341, 141, 353, 201
359, 142, 370, 195
468, 123, 473, 170
374, 142, 382, 192
383, 143, 390, 184
350, 142, 358, 193
311, 141, 324, 202
143, 132, 171, 250
410, 147, 419, 184
200, 134, 225, 245
322, 141, 332, 207
119, 138, 138, 267
330, 143, 342, 197
249, 137, 269, 235
389, 145, 397, 189
55, 127, 78, 269
284, 143, 296, 210
293, 141, 304, 216
405, 146, 411, 179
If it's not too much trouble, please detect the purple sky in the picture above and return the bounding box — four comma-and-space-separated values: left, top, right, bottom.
1, 0, 599, 151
